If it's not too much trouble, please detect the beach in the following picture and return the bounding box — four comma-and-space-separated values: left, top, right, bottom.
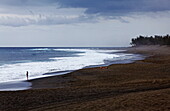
0, 46, 170, 111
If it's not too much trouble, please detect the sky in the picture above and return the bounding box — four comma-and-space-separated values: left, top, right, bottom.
0, 0, 170, 47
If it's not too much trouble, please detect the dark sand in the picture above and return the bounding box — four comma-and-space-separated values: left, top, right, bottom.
0, 46, 170, 111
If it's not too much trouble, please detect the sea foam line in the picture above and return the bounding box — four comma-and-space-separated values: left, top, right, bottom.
0, 49, 123, 83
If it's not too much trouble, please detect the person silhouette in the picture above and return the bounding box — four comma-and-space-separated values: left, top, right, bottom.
26, 71, 29, 80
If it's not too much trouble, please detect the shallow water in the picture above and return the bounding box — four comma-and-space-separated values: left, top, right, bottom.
0, 47, 144, 91
0, 81, 32, 91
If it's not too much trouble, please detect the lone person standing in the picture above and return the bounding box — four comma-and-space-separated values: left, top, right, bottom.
26, 71, 29, 80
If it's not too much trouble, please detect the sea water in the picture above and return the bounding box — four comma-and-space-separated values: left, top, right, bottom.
0, 47, 143, 90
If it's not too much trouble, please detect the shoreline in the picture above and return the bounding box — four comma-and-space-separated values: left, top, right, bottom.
0, 45, 170, 111
29, 50, 145, 90
29, 45, 169, 90
0, 48, 144, 91
28, 49, 145, 90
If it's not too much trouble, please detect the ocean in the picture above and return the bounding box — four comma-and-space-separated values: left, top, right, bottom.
0, 47, 143, 84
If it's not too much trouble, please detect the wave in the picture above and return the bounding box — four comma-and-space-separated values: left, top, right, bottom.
53, 49, 90, 53
0, 48, 142, 83
54, 48, 124, 52
29, 48, 51, 51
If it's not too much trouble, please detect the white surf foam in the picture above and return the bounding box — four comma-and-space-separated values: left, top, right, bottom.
95, 50, 126, 53
0, 49, 137, 83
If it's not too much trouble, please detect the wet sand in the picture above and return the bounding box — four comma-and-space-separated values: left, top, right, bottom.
0, 45, 170, 111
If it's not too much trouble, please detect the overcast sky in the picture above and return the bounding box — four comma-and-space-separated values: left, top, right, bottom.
0, 0, 170, 47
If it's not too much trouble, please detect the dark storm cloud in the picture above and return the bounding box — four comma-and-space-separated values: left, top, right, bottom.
0, 0, 170, 27
56, 0, 170, 16
1, 0, 170, 16
0, 0, 57, 6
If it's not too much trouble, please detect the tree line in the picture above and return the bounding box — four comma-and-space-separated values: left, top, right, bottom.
131, 34, 170, 46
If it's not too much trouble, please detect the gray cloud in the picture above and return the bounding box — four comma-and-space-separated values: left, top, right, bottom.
0, 0, 57, 6
0, 14, 98, 27
56, 0, 170, 16
1, 0, 170, 16
0, 0, 170, 27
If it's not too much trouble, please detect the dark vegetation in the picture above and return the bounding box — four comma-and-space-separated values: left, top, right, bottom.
131, 34, 170, 46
